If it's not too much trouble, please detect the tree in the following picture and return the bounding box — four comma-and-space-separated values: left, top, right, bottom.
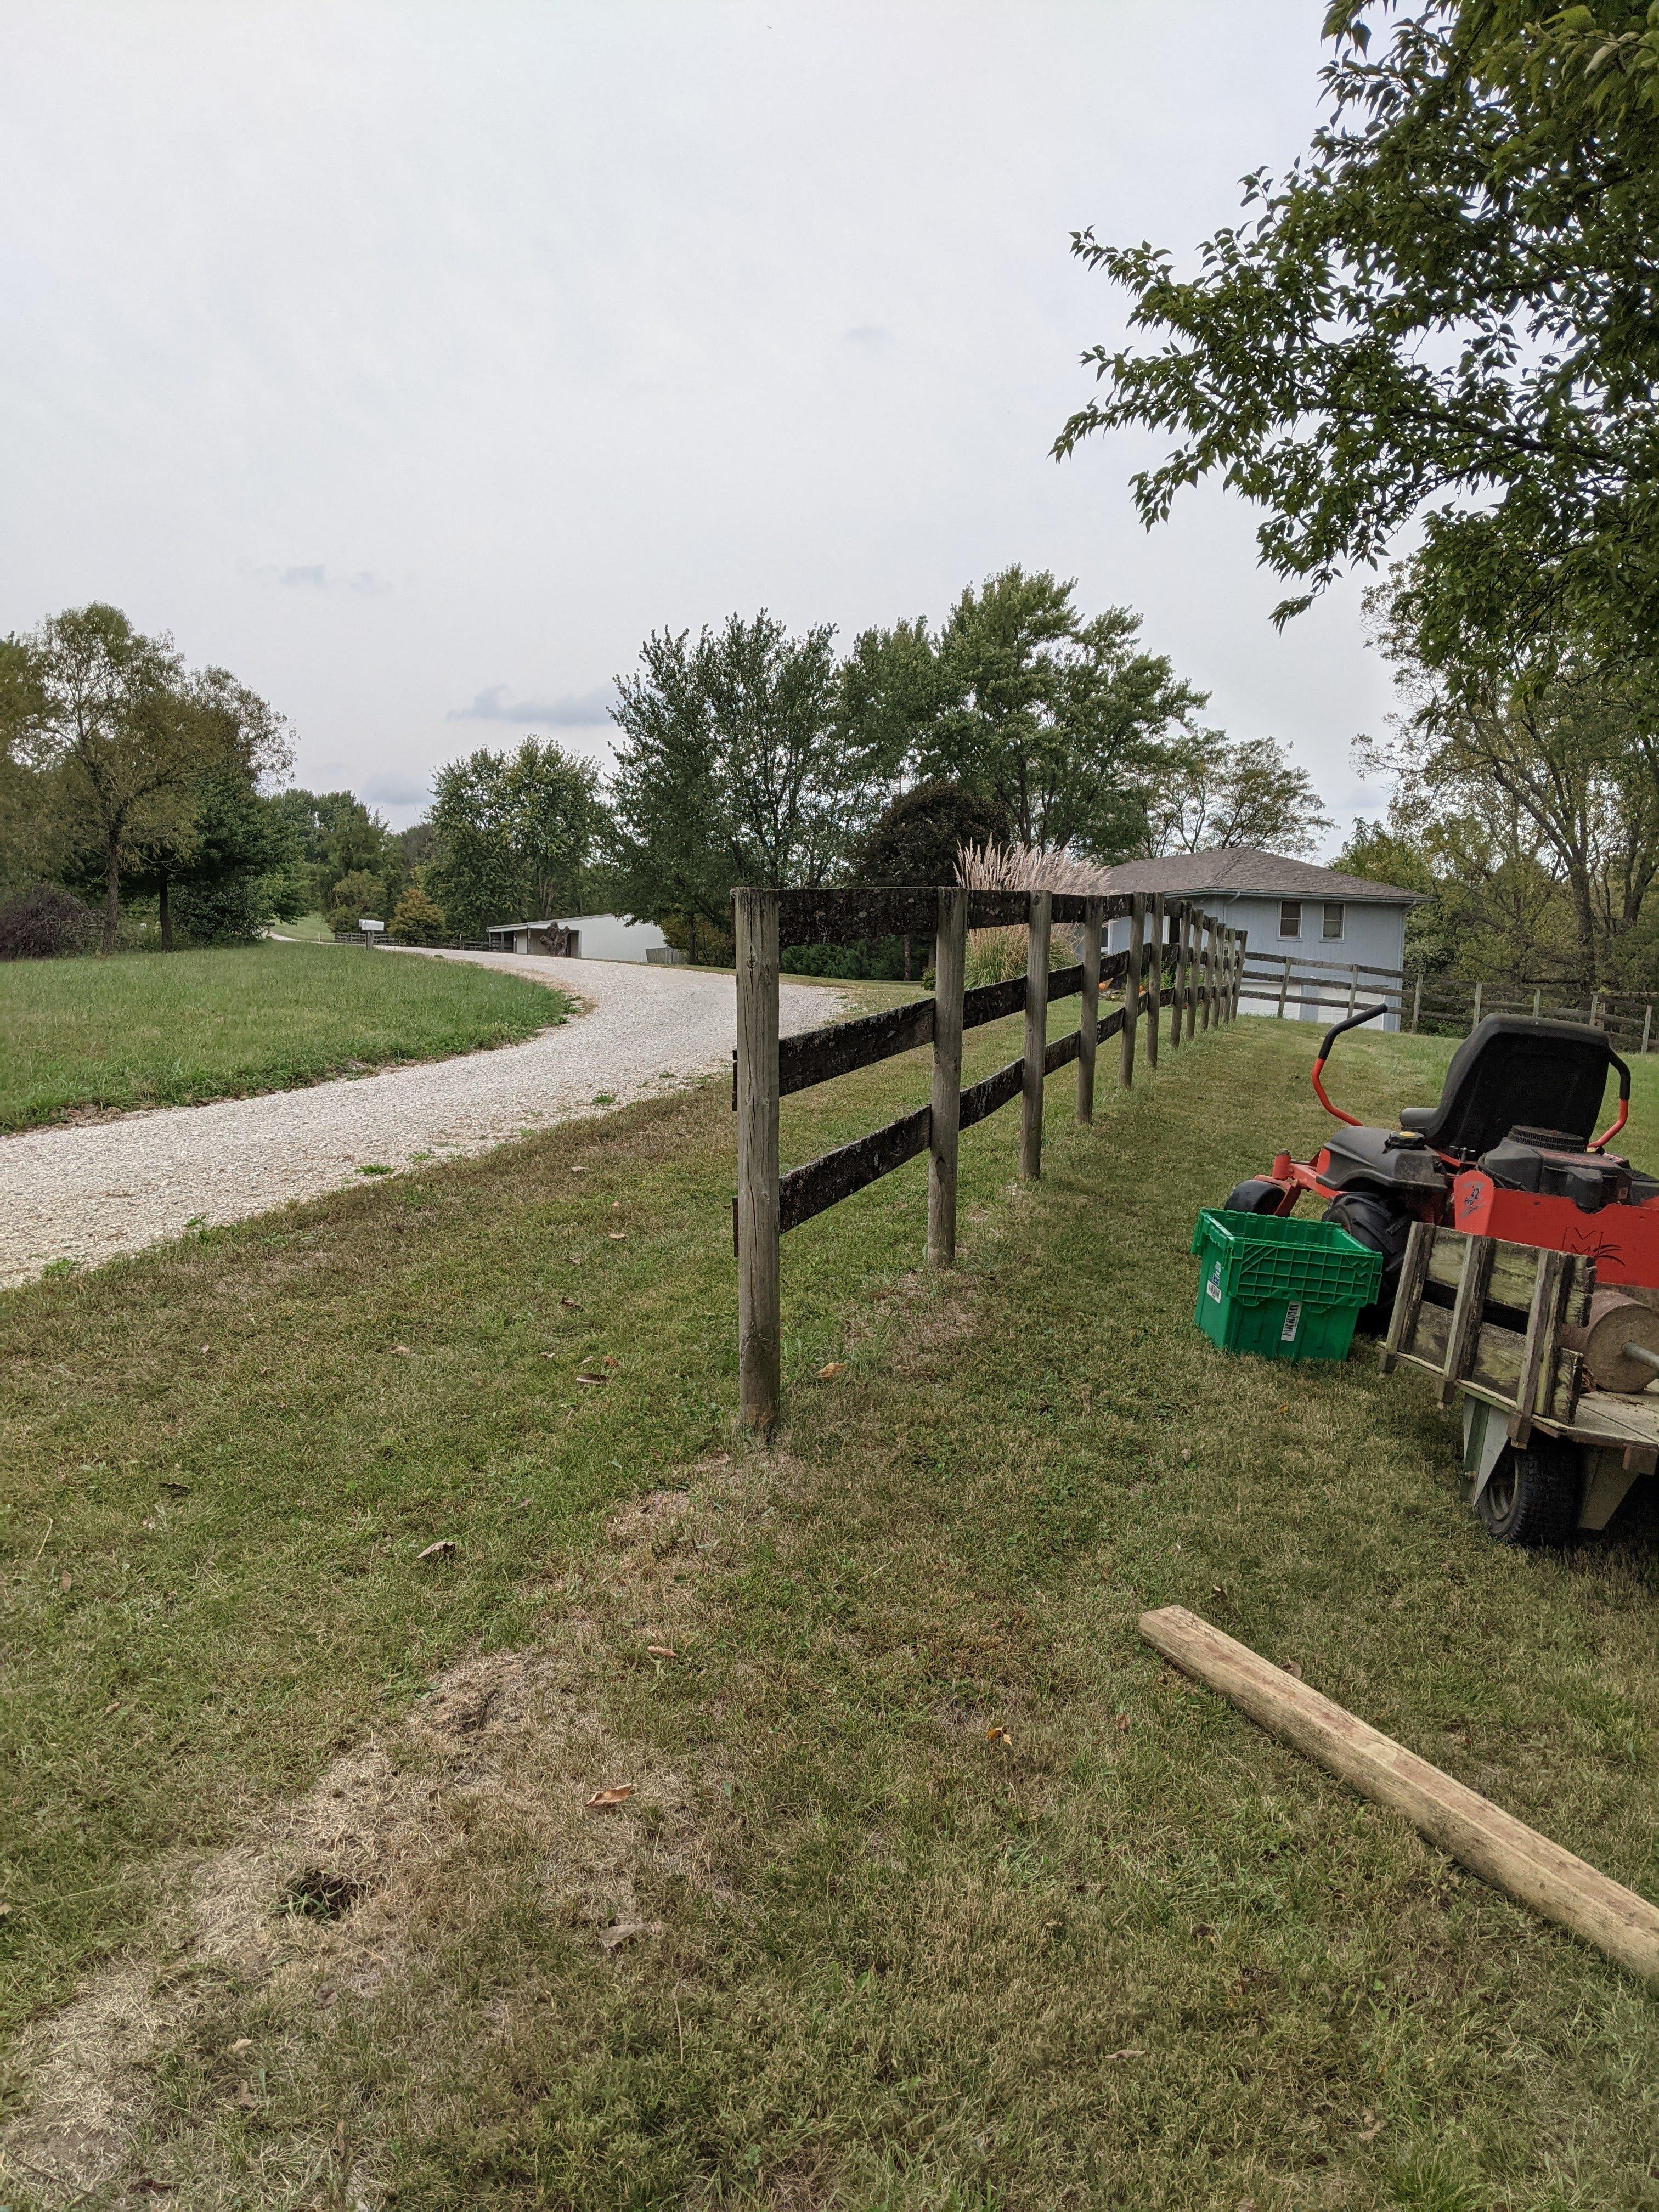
1142, 731, 1333, 859
274, 789, 403, 917
919, 570, 1207, 855
608, 612, 863, 941
1359, 574, 1659, 986
426, 738, 600, 940
326, 869, 389, 934
853, 781, 1014, 888
1055, 3, 1659, 668
388, 885, 447, 945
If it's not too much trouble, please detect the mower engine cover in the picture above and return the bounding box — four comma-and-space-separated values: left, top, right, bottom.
1319, 1123, 1449, 1197
1477, 1128, 1639, 1213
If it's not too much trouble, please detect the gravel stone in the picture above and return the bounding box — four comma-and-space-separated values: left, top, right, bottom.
0, 949, 842, 1288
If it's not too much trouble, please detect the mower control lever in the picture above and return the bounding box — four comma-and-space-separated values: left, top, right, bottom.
1310, 1003, 1391, 1128
1592, 1050, 1633, 1153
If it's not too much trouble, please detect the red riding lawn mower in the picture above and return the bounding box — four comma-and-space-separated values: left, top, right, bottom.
1222, 1006, 1658, 1334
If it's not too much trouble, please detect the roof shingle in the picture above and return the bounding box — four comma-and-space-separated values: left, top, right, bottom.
1097, 847, 1421, 905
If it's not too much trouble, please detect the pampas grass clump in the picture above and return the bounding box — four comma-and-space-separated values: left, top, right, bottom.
953, 839, 1112, 989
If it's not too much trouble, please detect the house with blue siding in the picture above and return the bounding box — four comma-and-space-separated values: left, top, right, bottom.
1098, 848, 1421, 1030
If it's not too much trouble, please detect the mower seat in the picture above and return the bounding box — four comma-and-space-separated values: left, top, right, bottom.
1396, 1015, 1613, 1161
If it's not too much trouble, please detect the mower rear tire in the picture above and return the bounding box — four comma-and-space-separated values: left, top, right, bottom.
1320, 1190, 1414, 1334
1222, 1177, 1288, 1216
1475, 1442, 1581, 1548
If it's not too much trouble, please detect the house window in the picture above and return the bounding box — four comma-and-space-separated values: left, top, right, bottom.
1278, 900, 1302, 939
1323, 902, 1345, 941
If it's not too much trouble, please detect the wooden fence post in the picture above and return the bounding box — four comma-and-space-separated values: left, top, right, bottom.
1167, 904, 1183, 1053
1347, 964, 1359, 1017
735, 888, 781, 1437
1146, 894, 1163, 1070
1472, 980, 1483, 1032
1183, 905, 1199, 1045
1643, 1001, 1653, 1057
1020, 891, 1050, 1180
1277, 954, 1290, 1018
1232, 929, 1248, 1018
928, 887, 967, 1267
1199, 915, 1214, 1034
1533, 988, 1542, 1019
1119, 892, 1145, 1089
1077, 895, 1102, 1121
1410, 974, 1423, 1032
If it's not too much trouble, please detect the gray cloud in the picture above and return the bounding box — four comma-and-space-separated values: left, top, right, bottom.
253, 563, 391, 595
843, 324, 894, 347
358, 770, 432, 808
446, 684, 617, 727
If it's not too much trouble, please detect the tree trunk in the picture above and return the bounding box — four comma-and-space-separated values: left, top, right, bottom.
102, 838, 121, 955
689, 915, 698, 964
159, 876, 173, 952
903, 933, 912, 982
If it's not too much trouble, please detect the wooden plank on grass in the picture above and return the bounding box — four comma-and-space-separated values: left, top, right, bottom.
1139, 1606, 1659, 1990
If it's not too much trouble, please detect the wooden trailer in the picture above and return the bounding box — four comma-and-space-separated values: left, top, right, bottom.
1381, 1221, 1659, 1543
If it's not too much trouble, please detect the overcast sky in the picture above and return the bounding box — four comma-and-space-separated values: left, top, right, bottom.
2, 2, 1396, 847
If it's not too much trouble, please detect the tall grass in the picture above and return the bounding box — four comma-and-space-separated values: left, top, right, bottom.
955, 839, 1112, 986
0, 944, 568, 1130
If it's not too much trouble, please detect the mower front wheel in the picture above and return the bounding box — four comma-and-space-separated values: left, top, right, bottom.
1320, 1190, 1414, 1334
1222, 1177, 1288, 1216
1475, 1442, 1581, 1548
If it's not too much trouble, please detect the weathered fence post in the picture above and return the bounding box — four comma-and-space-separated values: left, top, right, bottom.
1347, 964, 1359, 1017
1020, 891, 1050, 1179
1277, 954, 1290, 1019
1532, 988, 1542, 1019
928, 887, 967, 1267
1232, 929, 1248, 1018
1146, 894, 1163, 1071
1183, 904, 1199, 1045
735, 888, 781, 1436
1472, 980, 1483, 1032
1411, 974, 1423, 1032
1199, 915, 1214, 1034
1167, 904, 1183, 1053
1643, 1001, 1653, 1057
1077, 895, 1102, 1121
1119, 892, 1145, 1090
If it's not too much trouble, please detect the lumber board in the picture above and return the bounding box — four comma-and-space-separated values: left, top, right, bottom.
777, 1103, 930, 1234
958, 1055, 1024, 1132
1400, 1300, 1581, 1420
1380, 1218, 1435, 1376
763, 884, 1157, 948
1139, 1606, 1659, 1989
962, 975, 1027, 1032
1046, 961, 1086, 1004
1425, 1229, 1594, 1328
1440, 1235, 1497, 1406
1510, 1246, 1573, 1446
1043, 1029, 1081, 1076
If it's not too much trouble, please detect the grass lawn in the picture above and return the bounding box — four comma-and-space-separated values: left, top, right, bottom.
268, 911, 335, 943
3, 1009, 1658, 2207
0, 943, 569, 1131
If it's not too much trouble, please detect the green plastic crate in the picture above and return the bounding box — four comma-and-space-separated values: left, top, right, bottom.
1189, 1207, 1382, 1363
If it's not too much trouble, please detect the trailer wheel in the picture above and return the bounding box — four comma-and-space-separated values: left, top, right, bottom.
1475, 1442, 1582, 1548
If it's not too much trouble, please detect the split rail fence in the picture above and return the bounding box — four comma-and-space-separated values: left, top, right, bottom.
733, 885, 1245, 1433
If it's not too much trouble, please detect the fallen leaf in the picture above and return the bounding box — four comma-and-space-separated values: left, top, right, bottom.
985, 1725, 1012, 1747
1192, 1923, 1218, 1945
229, 2036, 252, 2052
597, 1918, 662, 1949
160, 1479, 190, 1494
101, 1699, 120, 1717
1115, 1713, 1131, 1733
602, 1353, 618, 1368
1211, 1584, 1228, 1602
575, 1371, 609, 1386
585, 1784, 635, 1810
0, 1903, 12, 1917
817, 1361, 848, 1380
1358, 2110, 1380, 2142
1283, 1660, 1304, 1681
646, 1644, 676, 1659
417, 1539, 456, 1561
560, 1296, 581, 1310
59, 1571, 71, 1592
391, 1344, 410, 1354
607, 1230, 628, 1241
1105, 2046, 1146, 2061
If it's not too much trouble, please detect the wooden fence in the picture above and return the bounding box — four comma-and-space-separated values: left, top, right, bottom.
732, 885, 1246, 1434
1240, 951, 1659, 1054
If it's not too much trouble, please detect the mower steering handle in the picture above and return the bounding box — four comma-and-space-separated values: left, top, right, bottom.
1591, 1049, 1632, 1152
1316, 1003, 1391, 1062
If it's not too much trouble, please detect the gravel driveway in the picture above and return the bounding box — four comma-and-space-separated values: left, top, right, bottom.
0, 950, 841, 1289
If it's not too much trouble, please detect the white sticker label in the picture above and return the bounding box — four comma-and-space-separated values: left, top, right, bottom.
1206, 1260, 1223, 1302
1280, 1300, 1302, 1343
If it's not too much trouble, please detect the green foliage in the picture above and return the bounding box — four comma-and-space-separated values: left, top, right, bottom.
273, 789, 405, 918
1057, 3, 1659, 665
426, 738, 600, 940
853, 781, 1014, 888
1147, 730, 1333, 859
326, 870, 389, 934
387, 885, 447, 945
918, 570, 1208, 857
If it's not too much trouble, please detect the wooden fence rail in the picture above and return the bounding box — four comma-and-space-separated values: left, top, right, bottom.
733, 885, 1245, 1434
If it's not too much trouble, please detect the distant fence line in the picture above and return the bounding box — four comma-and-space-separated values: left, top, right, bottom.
1240, 950, 1659, 1053
732, 885, 1245, 1435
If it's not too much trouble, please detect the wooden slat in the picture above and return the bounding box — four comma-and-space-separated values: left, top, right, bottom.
1424, 1231, 1594, 1329
1380, 1220, 1435, 1376
1439, 1234, 1497, 1406
778, 1103, 930, 1234
1046, 961, 1086, 1003
1139, 1607, 1659, 1991
775, 999, 933, 1098
1510, 1248, 1573, 1447
958, 1054, 1024, 1131
1399, 1300, 1582, 1415
1043, 1029, 1081, 1076
1077, 896, 1102, 1121
962, 974, 1026, 1032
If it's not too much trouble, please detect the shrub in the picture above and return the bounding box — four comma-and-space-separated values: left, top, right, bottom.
173, 873, 268, 947
388, 887, 447, 945
0, 884, 100, 960
326, 869, 388, 935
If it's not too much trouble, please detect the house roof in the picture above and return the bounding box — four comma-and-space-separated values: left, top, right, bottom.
1099, 847, 1422, 905
487, 919, 565, 933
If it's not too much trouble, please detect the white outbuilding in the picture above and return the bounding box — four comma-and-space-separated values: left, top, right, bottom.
485, 912, 670, 962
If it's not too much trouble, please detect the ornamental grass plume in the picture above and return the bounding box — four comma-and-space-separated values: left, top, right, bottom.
953, 839, 1113, 987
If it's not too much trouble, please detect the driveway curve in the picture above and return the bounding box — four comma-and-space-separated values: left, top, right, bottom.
0, 950, 842, 1289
